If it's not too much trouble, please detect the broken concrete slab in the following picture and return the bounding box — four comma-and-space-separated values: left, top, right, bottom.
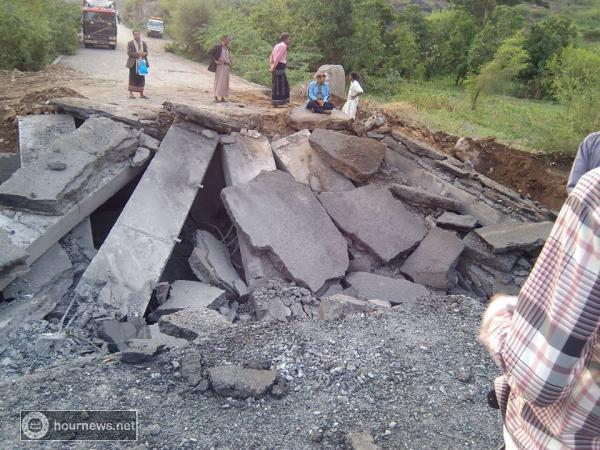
309, 129, 386, 182
158, 306, 231, 341
345, 272, 429, 305
436, 212, 479, 231
316, 294, 374, 320
0, 153, 20, 184
391, 131, 447, 161
131, 147, 151, 167
0, 243, 73, 342
401, 227, 465, 290
17, 114, 76, 166
138, 133, 160, 152
52, 97, 164, 139
97, 318, 149, 352
221, 171, 348, 292
271, 130, 354, 192
237, 232, 281, 289
156, 280, 227, 315
389, 183, 461, 212
319, 185, 427, 263
0, 159, 144, 292
248, 278, 319, 322
462, 232, 518, 272
148, 323, 188, 350
120, 339, 163, 364
288, 107, 351, 132
384, 150, 506, 225
0, 118, 139, 215
188, 230, 248, 297
208, 365, 277, 399
75, 121, 219, 319
474, 221, 554, 254
221, 132, 276, 186
163, 101, 244, 134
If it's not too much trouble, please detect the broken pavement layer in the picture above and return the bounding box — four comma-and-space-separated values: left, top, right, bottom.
288, 107, 351, 131
0, 118, 139, 215
221, 132, 276, 186
0, 230, 30, 291
188, 230, 248, 297
309, 129, 385, 182
158, 306, 231, 341
436, 212, 479, 232
0, 153, 21, 184
271, 129, 354, 192
208, 365, 277, 399
319, 185, 427, 263
221, 170, 348, 292
156, 280, 227, 315
17, 114, 76, 166
345, 271, 429, 305
401, 227, 465, 290
475, 221, 554, 254
76, 121, 218, 319
0, 243, 73, 342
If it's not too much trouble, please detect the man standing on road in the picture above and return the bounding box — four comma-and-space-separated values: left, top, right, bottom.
126, 30, 149, 99
208, 35, 232, 103
567, 131, 600, 194
269, 33, 291, 107
306, 72, 334, 115
479, 167, 600, 449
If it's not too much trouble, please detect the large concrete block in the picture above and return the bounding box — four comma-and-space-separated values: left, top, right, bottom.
474, 221, 554, 254
221, 132, 276, 186
316, 65, 346, 101
271, 130, 354, 192
221, 170, 348, 292
237, 232, 281, 289
17, 114, 76, 166
76, 122, 219, 318
0, 243, 73, 342
462, 232, 518, 272
288, 107, 351, 132
188, 230, 248, 297
319, 185, 427, 263
0, 118, 139, 215
0, 230, 29, 289
401, 227, 465, 290
345, 272, 429, 305
309, 129, 385, 182
158, 306, 231, 341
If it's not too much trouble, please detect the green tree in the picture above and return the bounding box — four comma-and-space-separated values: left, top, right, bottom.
468, 32, 529, 109
467, 5, 525, 73
521, 16, 576, 98
384, 24, 419, 80
549, 46, 600, 137
171, 0, 215, 55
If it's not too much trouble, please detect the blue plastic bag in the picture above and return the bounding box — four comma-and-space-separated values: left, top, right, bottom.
137, 58, 148, 76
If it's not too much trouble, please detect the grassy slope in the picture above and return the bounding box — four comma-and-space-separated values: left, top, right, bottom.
378, 0, 599, 154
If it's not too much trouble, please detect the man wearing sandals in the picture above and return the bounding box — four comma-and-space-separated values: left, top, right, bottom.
126, 30, 149, 99
209, 35, 232, 103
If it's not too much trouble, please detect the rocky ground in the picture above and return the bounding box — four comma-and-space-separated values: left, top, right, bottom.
0, 294, 503, 449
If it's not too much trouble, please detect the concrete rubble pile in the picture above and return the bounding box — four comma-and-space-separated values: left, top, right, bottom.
0, 98, 557, 367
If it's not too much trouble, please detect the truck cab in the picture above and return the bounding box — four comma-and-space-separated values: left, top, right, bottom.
81, 1, 117, 49
147, 17, 164, 38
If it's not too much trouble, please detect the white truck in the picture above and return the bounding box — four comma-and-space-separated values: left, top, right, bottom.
146, 17, 164, 38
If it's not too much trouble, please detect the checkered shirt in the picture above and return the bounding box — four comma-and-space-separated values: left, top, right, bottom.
480, 167, 600, 449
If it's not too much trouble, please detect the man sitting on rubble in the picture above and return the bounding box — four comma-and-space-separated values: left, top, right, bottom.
479, 167, 600, 449
306, 72, 335, 115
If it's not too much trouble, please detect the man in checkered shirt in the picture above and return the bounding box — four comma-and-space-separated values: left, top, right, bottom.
479, 167, 600, 449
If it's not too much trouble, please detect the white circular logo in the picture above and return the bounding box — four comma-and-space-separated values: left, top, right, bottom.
21, 412, 49, 440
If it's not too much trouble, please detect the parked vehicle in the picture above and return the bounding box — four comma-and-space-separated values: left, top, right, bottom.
81, 0, 117, 50
147, 17, 164, 38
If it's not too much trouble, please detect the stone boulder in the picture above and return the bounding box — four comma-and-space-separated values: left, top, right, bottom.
345, 272, 429, 305
288, 107, 351, 132
221, 171, 348, 292
401, 227, 465, 290
474, 221, 554, 254
319, 185, 427, 262
309, 129, 385, 182
208, 365, 278, 399
156, 280, 227, 315
271, 130, 354, 192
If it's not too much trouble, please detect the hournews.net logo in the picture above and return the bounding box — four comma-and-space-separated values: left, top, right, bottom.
20, 410, 137, 441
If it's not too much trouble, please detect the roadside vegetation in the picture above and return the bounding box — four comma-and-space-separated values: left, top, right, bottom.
0, 0, 80, 71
